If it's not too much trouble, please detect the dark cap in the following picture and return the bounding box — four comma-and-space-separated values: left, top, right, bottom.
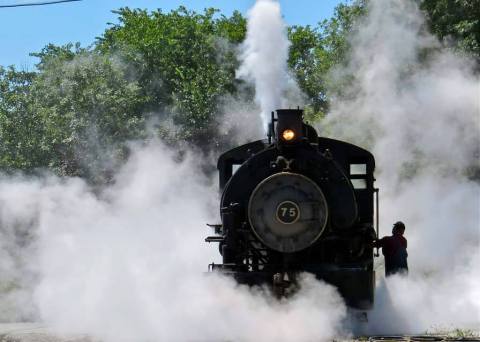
393, 221, 405, 230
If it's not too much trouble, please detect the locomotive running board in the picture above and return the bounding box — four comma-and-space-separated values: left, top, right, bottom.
205, 236, 224, 243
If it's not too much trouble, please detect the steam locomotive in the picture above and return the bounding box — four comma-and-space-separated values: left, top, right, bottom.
206, 109, 379, 309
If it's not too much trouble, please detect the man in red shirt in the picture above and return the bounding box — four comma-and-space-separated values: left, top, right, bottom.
374, 221, 408, 276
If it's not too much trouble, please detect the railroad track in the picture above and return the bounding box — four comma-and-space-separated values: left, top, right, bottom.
366, 336, 480, 342
1, 335, 479, 342
1, 324, 478, 342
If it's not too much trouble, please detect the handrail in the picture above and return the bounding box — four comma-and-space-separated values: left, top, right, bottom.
374, 188, 380, 257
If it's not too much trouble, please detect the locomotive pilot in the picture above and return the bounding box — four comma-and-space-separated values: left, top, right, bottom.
374, 221, 408, 276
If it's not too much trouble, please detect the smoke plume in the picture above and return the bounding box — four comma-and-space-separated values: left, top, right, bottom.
0, 141, 347, 341
237, 0, 291, 131
325, 0, 480, 334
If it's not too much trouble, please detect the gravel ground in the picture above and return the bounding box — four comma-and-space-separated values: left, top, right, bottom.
1, 324, 479, 342
0, 323, 94, 342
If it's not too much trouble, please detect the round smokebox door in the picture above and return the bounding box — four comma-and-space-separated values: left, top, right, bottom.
248, 172, 328, 253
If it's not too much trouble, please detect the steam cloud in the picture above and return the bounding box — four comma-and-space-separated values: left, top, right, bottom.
237, 0, 291, 131
325, 0, 480, 334
0, 142, 346, 341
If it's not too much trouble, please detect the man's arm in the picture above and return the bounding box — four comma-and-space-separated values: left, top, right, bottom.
373, 237, 385, 248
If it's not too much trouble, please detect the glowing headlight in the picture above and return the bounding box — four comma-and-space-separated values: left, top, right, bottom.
282, 129, 295, 141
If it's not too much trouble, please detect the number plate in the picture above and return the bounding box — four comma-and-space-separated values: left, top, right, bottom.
276, 201, 300, 224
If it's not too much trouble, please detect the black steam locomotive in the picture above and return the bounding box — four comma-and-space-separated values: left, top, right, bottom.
206, 109, 379, 309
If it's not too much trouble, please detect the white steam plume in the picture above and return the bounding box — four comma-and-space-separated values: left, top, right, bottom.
325, 0, 480, 334
0, 141, 347, 341
237, 0, 291, 131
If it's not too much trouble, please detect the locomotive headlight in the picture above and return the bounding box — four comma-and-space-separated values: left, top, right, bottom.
282, 129, 295, 141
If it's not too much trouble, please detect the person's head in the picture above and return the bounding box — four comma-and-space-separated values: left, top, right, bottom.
392, 221, 405, 235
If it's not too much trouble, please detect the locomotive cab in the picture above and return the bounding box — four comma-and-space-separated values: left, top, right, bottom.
208, 109, 378, 309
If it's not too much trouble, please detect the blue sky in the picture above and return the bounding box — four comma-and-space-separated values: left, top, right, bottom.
0, 0, 343, 69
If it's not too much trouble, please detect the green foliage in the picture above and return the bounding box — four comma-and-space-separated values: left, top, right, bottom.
1, 45, 147, 181
420, 0, 480, 57
0, 66, 45, 170
0, 8, 247, 180
97, 7, 246, 146
1, 1, 477, 180
31, 42, 86, 71
288, 1, 366, 118
34, 47, 146, 180
288, 25, 326, 115
318, 1, 366, 66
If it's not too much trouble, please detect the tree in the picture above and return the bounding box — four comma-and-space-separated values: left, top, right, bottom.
420, 0, 480, 58
30, 44, 147, 180
4, 1, 475, 179
288, 1, 367, 120
0, 66, 46, 171
0, 8, 248, 179
288, 25, 325, 118
96, 7, 247, 147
